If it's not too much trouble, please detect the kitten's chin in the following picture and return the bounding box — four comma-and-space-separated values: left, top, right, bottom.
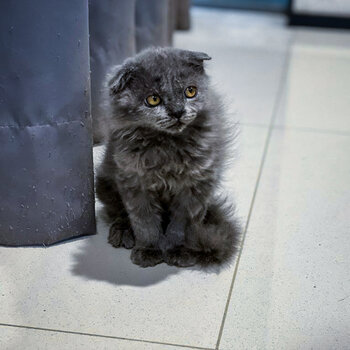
163, 115, 199, 134
164, 121, 188, 134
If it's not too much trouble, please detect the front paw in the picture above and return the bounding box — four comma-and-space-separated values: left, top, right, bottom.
164, 247, 197, 267
160, 228, 185, 251
108, 223, 135, 249
130, 247, 163, 268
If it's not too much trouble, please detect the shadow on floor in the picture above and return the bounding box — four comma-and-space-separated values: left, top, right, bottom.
71, 210, 181, 287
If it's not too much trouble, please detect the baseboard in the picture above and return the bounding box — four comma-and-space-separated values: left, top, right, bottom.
289, 13, 350, 29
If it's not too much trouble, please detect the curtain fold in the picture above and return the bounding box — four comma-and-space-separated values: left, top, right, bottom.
0, 0, 96, 246
135, 0, 171, 52
89, 0, 137, 143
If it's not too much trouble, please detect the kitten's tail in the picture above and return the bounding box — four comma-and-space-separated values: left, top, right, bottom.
185, 197, 242, 267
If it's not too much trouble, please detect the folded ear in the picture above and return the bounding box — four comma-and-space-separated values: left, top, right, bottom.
187, 51, 212, 62
107, 65, 134, 95
180, 50, 211, 71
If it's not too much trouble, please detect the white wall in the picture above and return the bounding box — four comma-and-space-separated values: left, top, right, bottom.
293, 0, 350, 17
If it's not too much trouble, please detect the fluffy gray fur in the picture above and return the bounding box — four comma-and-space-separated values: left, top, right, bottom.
96, 47, 241, 268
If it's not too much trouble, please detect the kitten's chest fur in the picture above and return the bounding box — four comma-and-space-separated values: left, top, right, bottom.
111, 126, 217, 194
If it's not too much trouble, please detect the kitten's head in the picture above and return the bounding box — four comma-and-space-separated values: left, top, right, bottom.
107, 47, 211, 134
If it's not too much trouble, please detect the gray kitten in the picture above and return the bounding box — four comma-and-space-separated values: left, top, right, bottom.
96, 47, 241, 268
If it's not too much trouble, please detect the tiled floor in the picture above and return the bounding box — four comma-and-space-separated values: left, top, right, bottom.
1, 7, 350, 350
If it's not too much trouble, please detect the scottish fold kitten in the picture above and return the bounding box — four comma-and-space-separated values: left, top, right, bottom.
96, 47, 241, 267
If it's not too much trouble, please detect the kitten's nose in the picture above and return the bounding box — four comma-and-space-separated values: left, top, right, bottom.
170, 109, 184, 120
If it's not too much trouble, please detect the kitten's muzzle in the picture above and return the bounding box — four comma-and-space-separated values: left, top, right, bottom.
169, 109, 185, 120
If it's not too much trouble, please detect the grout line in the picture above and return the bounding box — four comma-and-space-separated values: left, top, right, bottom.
215, 35, 294, 350
0, 323, 213, 350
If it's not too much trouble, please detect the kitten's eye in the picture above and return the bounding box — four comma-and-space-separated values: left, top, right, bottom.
184, 86, 197, 98
146, 95, 161, 107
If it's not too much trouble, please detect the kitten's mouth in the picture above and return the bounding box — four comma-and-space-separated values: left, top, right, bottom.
167, 121, 186, 133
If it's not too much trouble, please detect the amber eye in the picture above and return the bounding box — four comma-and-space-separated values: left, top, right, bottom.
184, 86, 197, 98
146, 95, 161, 107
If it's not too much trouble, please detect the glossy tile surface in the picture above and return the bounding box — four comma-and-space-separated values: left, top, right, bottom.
274, 29, 350, 133
219, 129, 350, 349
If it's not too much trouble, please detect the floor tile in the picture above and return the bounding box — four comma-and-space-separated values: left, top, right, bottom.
219, 129, 350, 350
0, 125, 267, 349
210, 47, 287, 125
174, 9, 290, 126
274, 30, 350, 133
223, 125, 268, 222
0, 325, 188, 350
294, 28, 350, 54
177, 7, 292, 52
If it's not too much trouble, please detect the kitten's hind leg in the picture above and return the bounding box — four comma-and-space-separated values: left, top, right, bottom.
96, 175, 135, 249
164, 199, 242, 268
163, 246, 197, 267
130, 248, 163, 268
96, 175, 124, 221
